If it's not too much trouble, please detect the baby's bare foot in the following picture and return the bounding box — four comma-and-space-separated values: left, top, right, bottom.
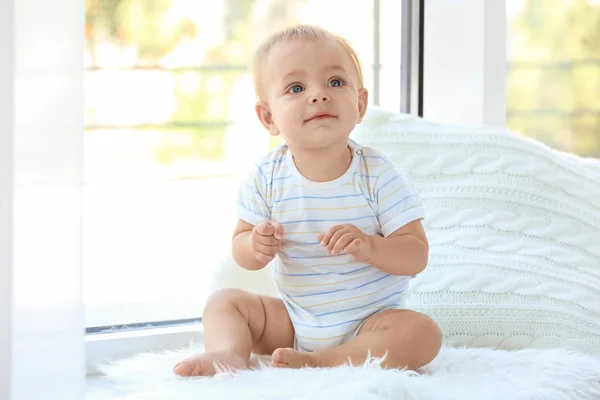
271, 347, 317, 369
173, 349, 247, 376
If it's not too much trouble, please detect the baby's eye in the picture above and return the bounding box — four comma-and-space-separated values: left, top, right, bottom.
288, 84, 304, 94
328, 79, 344, 87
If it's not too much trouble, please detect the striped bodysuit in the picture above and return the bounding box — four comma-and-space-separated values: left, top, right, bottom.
236, 139, 425, 352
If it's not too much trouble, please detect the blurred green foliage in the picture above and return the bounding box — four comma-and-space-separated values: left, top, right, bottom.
85, 0, 255, 163
507, 0, 600, 157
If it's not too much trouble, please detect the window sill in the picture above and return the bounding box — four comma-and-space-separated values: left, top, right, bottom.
86, 322, 204, 375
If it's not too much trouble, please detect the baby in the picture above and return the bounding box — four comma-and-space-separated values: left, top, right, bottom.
174, 25, 442, 377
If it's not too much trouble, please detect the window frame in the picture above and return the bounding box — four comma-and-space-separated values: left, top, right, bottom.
422, 0, 506, 127
400, 0, 424, 116
86, 322, 204, 374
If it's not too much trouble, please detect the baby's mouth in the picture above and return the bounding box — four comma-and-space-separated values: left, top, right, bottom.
305, 113, 336, 122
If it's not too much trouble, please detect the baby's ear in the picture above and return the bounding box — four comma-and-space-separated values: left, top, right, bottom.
255, 101, 280, 136
356, 88, 369, 123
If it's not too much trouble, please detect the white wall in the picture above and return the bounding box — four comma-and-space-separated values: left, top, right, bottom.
423, 0, 506, 127
0, 0, 85, 398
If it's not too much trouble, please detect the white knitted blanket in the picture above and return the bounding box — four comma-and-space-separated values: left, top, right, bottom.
351, 107, 600, 354
212, 107, 600, 355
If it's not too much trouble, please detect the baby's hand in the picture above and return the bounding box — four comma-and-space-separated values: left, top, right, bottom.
251, 221, 284, 264
318, 224, 372, 261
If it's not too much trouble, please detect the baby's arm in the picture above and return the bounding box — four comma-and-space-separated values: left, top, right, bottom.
320, 154, 429, 275
232, 219, 284, 271
368, 156, 428, 275
367, 219, 428, 276
319, 220, 428, 276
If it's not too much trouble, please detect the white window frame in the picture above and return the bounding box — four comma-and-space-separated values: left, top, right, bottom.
86, 323, 204, 374
2, 0, 86, 396
423, 0, 506, 128
0, 0, 15, 395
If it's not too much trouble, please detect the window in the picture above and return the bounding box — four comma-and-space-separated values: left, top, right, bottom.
506, 0, 600, 157
84, 0, 409, 329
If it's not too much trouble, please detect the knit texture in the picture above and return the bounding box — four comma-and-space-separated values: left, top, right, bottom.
350, 107, 600, 354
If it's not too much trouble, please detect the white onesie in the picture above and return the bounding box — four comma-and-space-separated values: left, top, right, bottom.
236, 139, 425, 352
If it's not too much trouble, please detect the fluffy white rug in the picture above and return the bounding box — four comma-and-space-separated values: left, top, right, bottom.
93, 344, 600, 400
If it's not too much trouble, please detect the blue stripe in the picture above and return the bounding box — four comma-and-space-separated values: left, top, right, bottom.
278, 265, 371, 277
353, 273, 393, 290
254, 163, 268, 184
242, 181, 261, 196
291, 254, 337, 259
237, 202, 270, 219
294, 303, 405, 328
338, 265, 372, 275
298, 344, 312, 352
375, 175, 400, 198
288, 273, 392, 298
285, 241, 321, 246
315, 292, 405, 317
274, 193, 372, 203
242, 182, 273, 208
291, 318, 363, 329
259, 158, 285, 168
266, 175, 291, 186
378, 194, 418, 218
281, 214, 374, 225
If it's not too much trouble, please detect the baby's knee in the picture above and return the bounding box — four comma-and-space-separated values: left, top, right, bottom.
204, 288, 252, 312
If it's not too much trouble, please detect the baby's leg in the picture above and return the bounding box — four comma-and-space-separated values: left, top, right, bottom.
174, 288, 294, 376
272, 309, 441, 370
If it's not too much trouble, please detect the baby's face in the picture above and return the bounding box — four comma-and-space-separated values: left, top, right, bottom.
259, 39, 368, 152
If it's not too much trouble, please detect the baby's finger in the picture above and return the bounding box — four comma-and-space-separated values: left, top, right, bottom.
331, 233, 355, 255
254, 242, 280, 256
343, 238, 361, 254
270, 221, 285, 240
326, 227, 349, 252
256, 234, 279, 246
320, 224, 344, 247
253, 250, 275, 264
255, 221, 274, 236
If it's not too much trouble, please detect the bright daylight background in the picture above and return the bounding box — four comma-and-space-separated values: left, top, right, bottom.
84, 0, 600, 328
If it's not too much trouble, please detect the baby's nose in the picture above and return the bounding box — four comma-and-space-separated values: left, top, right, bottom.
310, 93, 329, 103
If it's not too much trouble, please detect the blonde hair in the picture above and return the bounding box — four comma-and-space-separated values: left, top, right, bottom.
251, 25, 364, 100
